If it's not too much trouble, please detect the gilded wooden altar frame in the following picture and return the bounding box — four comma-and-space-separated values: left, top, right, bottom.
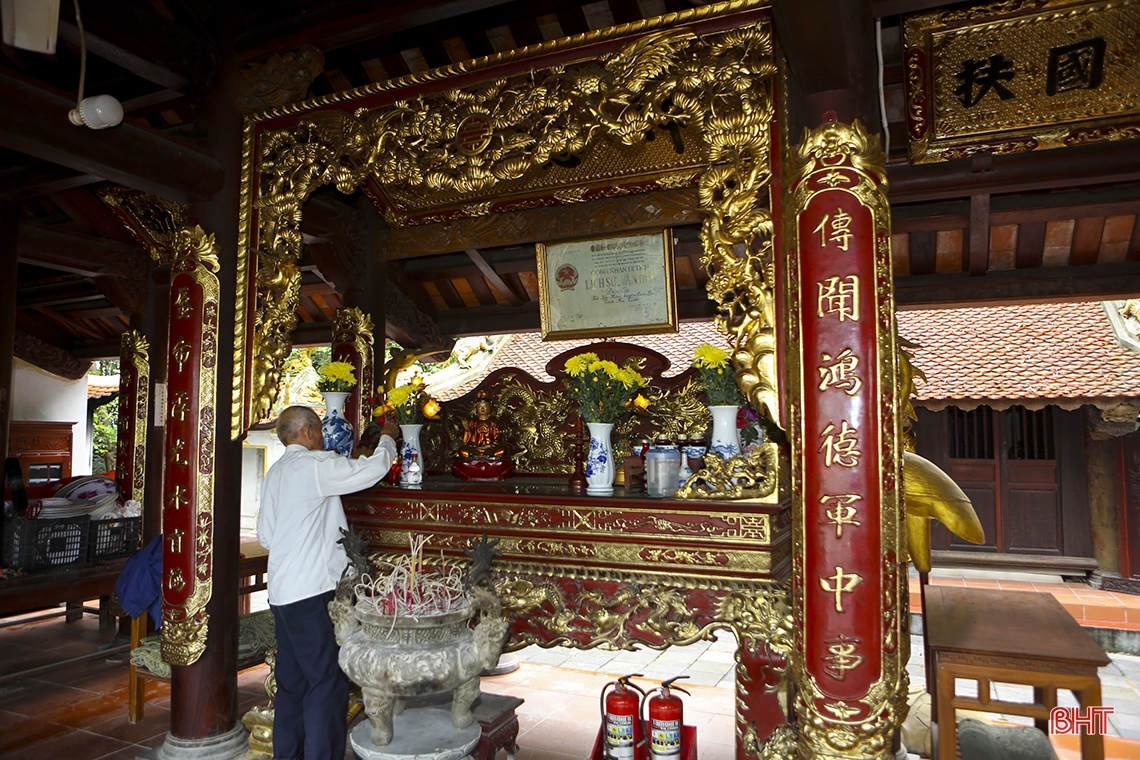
232, 2, 908, 756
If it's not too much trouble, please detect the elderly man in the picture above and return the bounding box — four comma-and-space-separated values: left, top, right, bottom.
258, 405, 399, 760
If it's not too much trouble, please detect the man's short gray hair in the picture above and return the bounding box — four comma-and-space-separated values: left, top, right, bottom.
276, 406, 320, 445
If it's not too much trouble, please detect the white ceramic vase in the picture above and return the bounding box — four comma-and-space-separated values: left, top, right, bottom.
398, 423, 423, 486
585, 422, 615, 496
709, 405, 742, 460
321, 391, 353, 456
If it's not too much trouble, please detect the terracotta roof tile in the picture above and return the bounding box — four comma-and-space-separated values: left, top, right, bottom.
898, 301, 1140, 403
436, 301, 1140, 404
87, 377, 119, 399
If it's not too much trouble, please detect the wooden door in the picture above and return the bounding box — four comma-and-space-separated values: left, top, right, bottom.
918, 406, 1086, 558
1002, 407, 1061, 555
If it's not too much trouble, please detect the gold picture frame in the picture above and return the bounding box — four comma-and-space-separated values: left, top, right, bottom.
536, 229, 678, 341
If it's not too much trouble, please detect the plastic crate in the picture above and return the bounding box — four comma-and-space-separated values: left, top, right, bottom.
2, 515, 90, 570
88, 516, 142, 561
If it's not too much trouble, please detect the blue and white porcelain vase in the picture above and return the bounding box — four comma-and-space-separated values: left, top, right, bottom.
399, 423, 423, 487
680, 443, 707, 486
321, 391, 353, 456
709, 405, 742, 460
585, 421, 615, 496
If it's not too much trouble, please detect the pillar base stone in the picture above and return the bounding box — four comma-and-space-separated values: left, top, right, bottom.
141, 722, 249, 760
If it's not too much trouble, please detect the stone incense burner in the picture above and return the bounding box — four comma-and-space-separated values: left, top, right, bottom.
329, 531, 507, 748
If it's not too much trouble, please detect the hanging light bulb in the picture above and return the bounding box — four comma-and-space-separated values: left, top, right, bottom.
66, 0, 123, 130
69, 94, 123, 129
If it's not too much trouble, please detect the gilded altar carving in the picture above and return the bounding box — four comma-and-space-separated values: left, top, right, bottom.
233, 1, 778, 440
491, 376, 573, 473
677, 442, 781, 501
904, 0, 1140, 164
13, 329, 90, 379
332, 307, 375, 434
96, 185, 188, 264
237, 45, 324, 114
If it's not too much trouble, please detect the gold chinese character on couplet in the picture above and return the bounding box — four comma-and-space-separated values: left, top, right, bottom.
823, 635, 864, 680
813, 208, 854, 251
818, 348, 863, 396
821, 566, 864, 612
820, 493, 862, 538
820, 420, 861, 468
817, 275, 860, 322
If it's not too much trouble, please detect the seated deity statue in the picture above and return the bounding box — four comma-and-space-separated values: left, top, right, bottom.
458, 392, 506, 459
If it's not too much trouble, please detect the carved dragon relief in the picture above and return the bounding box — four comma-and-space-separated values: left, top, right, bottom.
236, 9, 781, 448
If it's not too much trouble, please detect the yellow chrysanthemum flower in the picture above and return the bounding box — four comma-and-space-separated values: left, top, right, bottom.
693, 343, 729, 369
318, 361, 357, 386
565, 355, 591, 377
387, 384, 415, 408
614, 367, 644, 389
589, 359, 620, 377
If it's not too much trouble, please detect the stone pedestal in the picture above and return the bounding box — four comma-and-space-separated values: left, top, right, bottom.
142, 722, 248, 760
349, 707, 480, 760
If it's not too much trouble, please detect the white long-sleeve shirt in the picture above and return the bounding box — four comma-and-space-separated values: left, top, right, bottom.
257, 437, 397, 606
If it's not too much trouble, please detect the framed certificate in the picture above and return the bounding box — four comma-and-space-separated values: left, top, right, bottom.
536, 230, 678, 341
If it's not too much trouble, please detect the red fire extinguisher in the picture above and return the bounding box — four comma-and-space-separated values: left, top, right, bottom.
601, 673, 647, 760
645, 675, 690, 760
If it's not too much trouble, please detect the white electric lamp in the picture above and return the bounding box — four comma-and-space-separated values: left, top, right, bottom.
68, 94, 124, 129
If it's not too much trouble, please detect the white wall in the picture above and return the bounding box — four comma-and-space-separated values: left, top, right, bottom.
11, 358, 92, 477
241, 428, 287, 536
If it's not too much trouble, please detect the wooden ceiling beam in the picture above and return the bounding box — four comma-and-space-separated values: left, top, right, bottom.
0, 70, 224, 203
377, 187, 702, 260
16, 224, 120, 277
465, 248, 525, 306
321, 0, 594, 72
239, 0, 524, 59
895, 262, 1140, 309
56, 21, 196, 94
17, 280, 103, 307
0, 164, 101, 201
872, 0, 952, 17
888, 141, 1140, 204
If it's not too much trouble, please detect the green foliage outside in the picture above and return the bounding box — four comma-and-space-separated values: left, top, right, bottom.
92, 397, 118, 474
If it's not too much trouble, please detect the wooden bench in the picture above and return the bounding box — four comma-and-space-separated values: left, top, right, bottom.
128, 549, 270, 723
0, 558, 127, 623
926, 586, 1111, 760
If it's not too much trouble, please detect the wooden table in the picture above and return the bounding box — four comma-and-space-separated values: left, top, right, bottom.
925, 586, 1110, 760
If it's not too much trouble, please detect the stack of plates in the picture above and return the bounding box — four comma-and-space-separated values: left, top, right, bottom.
27, 476, 120, 519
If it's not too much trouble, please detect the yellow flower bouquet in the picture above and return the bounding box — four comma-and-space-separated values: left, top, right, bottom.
693, 344, 744, 406
384, 377, 440, 425
316, 361, 357, 393
563, 352, 647, 424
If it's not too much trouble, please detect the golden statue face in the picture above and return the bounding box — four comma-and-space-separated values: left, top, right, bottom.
476, 400, 491, 419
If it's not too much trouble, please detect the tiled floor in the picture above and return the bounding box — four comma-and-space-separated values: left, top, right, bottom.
4, 576, 1140, 760
911, 575, 1140, 629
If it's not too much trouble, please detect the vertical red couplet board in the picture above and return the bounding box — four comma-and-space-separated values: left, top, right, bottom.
160, 228, 220, 667
785, 121, 906, 758
116, 330, 150, 505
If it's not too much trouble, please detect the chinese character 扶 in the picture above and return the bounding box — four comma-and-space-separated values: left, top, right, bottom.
954, 54, 1016, 108
1047, 38, 1105, 95
823, 635, 864, 680
820, 420, 861, 468
820, 567, 863, 612
818, 348, 863, 396
821, 493, 863, 539
817, 276, 860, 322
